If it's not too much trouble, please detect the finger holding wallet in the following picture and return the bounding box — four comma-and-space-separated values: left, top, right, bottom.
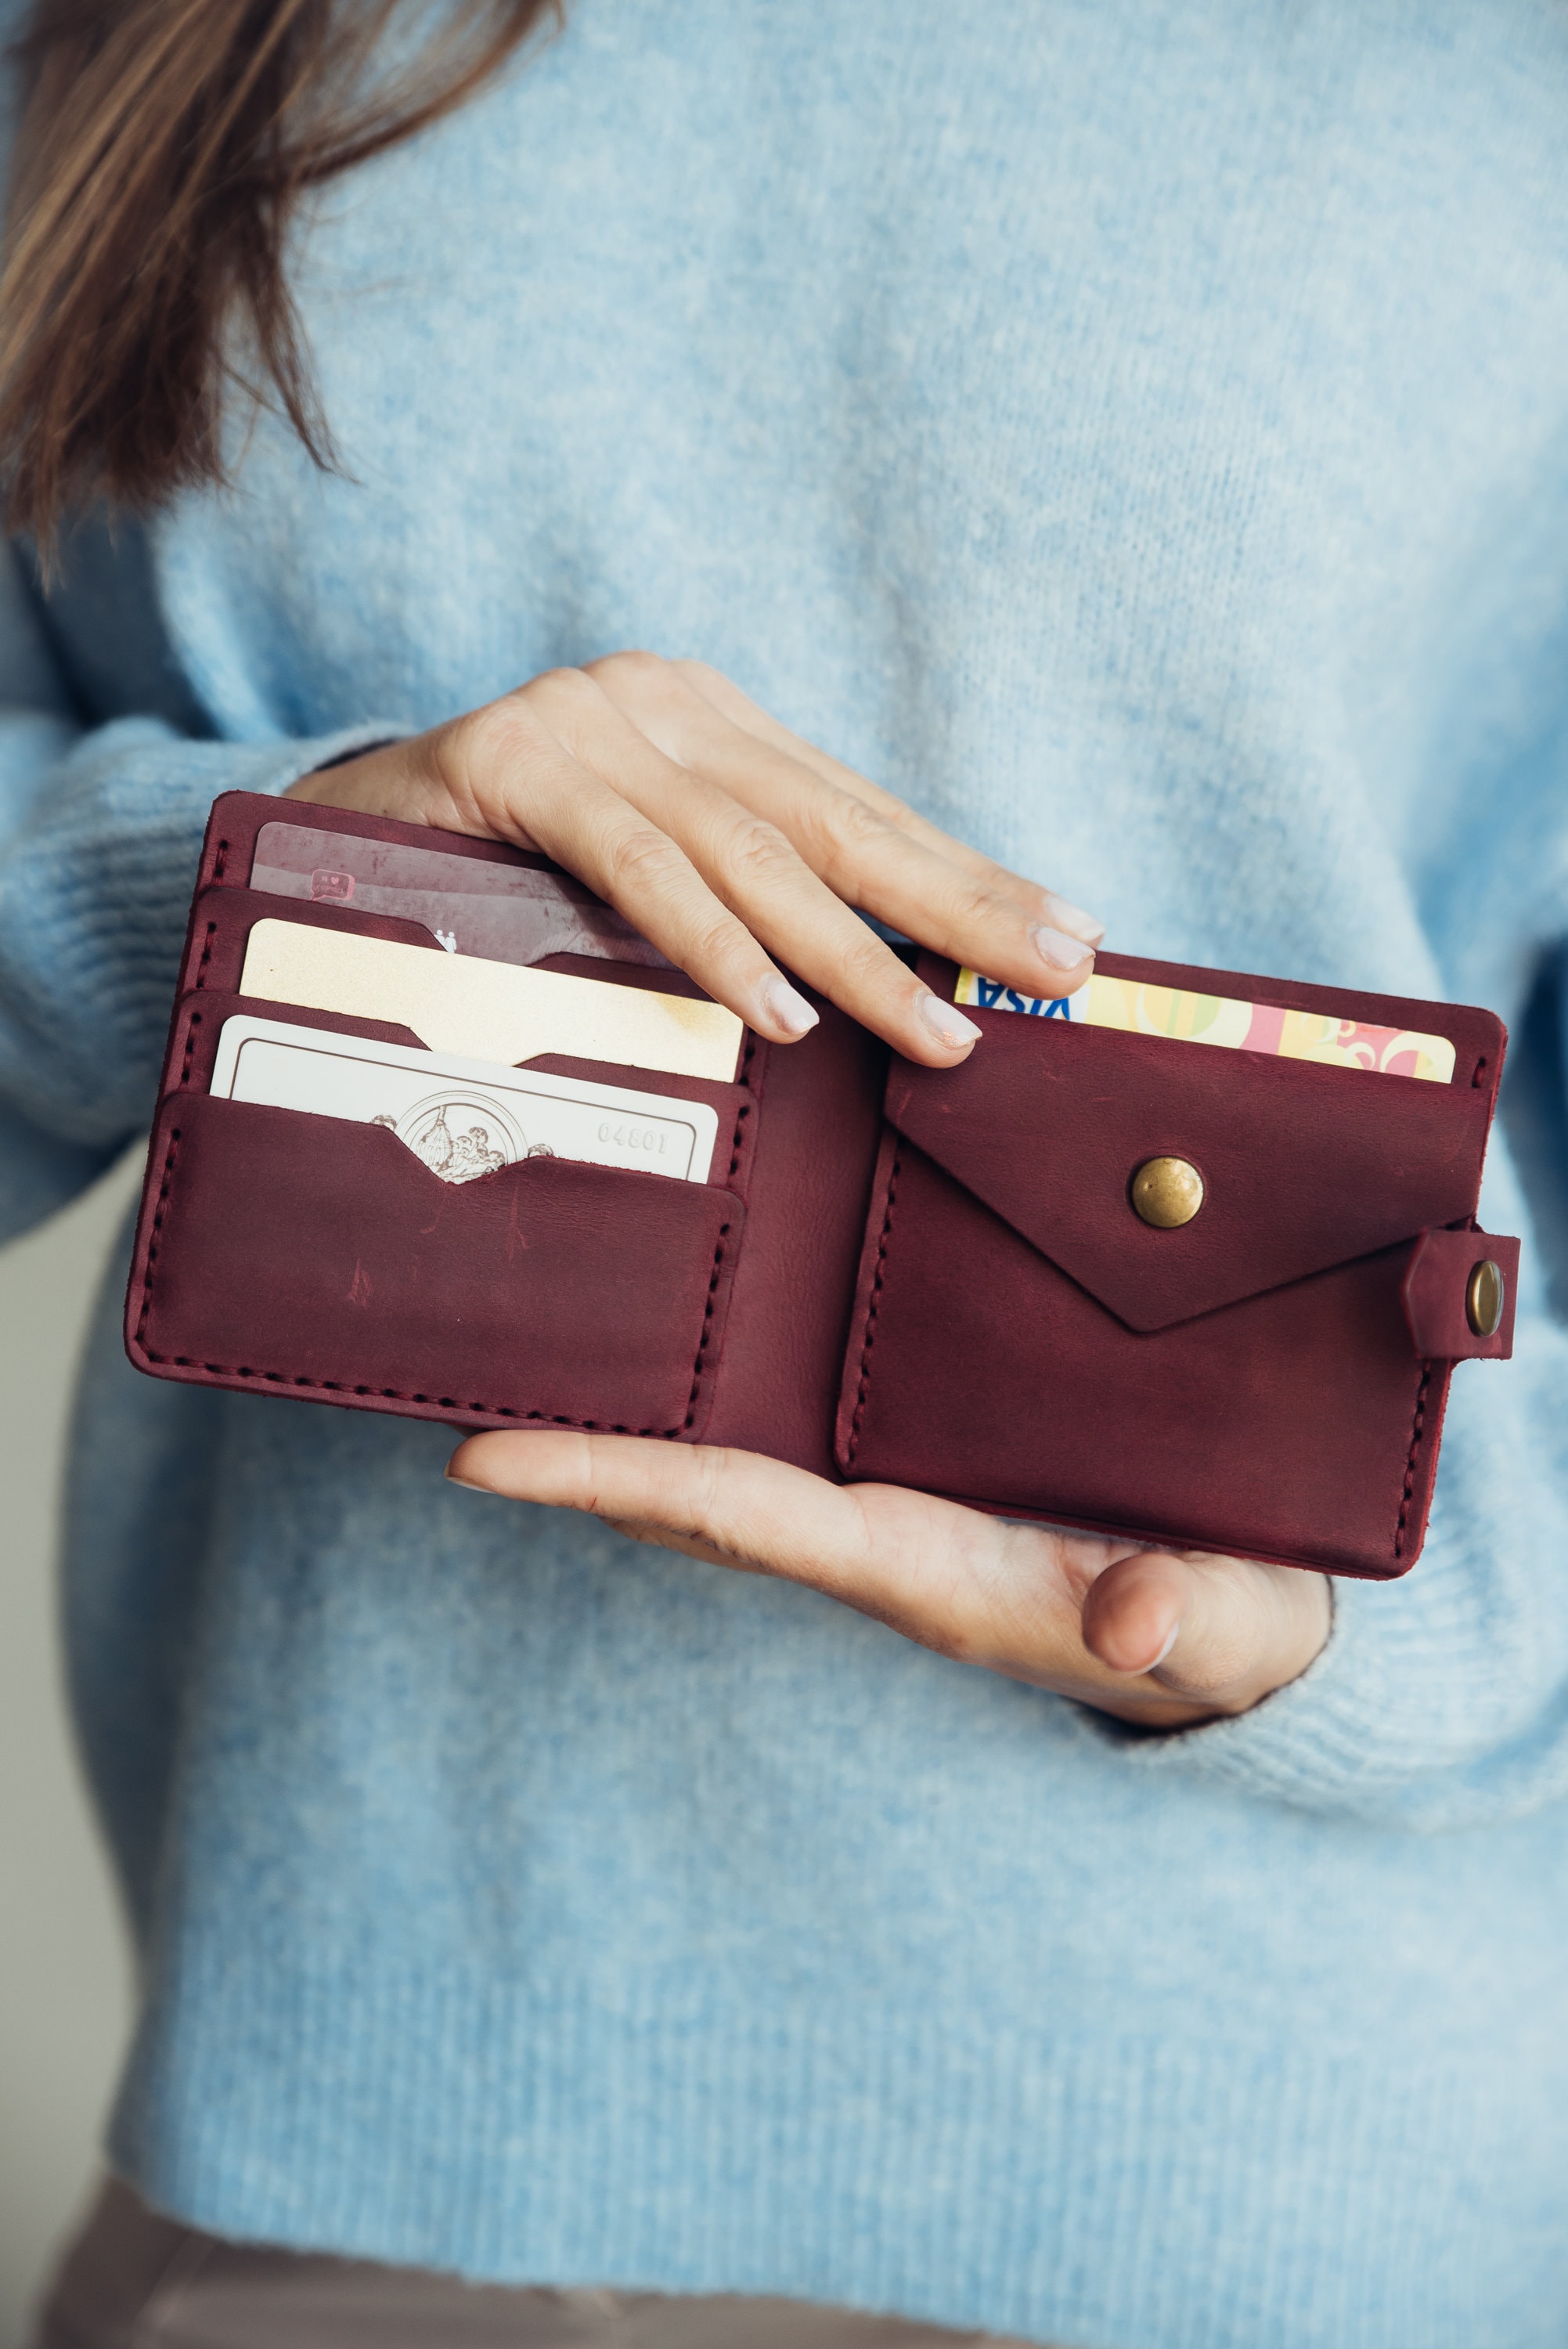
287, 650, 1103, 1063
446, 1428, 1333, 1727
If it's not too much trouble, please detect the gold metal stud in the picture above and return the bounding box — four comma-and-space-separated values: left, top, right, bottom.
1465, 1258, 1505, 1339
1130, 1156, 1205, 1229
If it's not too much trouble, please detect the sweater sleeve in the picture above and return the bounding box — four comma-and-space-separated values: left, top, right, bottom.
0, 541, 402, 1244
1094, 947, 1568, 1832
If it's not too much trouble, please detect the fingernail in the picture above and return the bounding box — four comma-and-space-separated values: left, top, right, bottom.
1149, 1621, 1181, 1671
1042, 891, 1105, 947
1033, 923, 1096, 974
445, 1463, 497, 1493
917, 990, 983, 1049
761, 975, 820, 1037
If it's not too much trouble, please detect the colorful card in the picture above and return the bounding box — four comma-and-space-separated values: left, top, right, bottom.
953, 969, 1456, 1083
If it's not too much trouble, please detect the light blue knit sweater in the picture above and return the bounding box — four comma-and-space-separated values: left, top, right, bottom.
5, 5, 1568, 2343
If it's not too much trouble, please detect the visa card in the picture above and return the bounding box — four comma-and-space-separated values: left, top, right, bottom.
954, 969, 1457, 1084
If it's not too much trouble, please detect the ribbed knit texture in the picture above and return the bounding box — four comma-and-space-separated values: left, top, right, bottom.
5, 5, 1568, 2342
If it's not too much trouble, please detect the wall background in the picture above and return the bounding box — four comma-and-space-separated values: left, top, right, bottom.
1, 1156, 140, 2349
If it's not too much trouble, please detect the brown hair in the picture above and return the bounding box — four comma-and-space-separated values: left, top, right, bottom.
0, 0, 557, 541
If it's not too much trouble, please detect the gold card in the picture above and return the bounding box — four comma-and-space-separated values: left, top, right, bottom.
238, 918, 743, 1081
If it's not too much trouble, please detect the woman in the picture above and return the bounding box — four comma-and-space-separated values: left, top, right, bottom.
3, 2, 1566, 2343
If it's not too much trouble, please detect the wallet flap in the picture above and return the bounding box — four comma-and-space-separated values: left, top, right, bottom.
885, 954, 1502, 1333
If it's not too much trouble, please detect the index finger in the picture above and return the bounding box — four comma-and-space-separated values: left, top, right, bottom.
668, 659, 1105, 947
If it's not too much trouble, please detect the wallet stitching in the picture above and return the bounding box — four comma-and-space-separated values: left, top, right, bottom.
680, 1221, 735, 1432
682, 1057, 755, 1427
133, 1125, 184, 1361
176, 1010, 203, 1089
192, 918, 218, 990
134, 1092, 750, 1433
1394, 1362, 1433, 1559
845, 1143, 902, 1470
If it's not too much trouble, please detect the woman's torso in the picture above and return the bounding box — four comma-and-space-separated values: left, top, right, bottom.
34, 5, 1568, 2342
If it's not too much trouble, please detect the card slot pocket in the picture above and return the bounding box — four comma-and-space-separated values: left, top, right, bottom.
202, 788, 561, 893
161, 990, 430, 1099
181, 883, 448, 998
164, 998, 762, 1197
512, 1045, 765, 1193
126, 1092, 744, 1436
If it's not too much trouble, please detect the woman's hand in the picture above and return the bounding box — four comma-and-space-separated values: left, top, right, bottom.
301, 651, 1324, 1728
445, 1434, 1332, 1728
289, 652, 1102, 1063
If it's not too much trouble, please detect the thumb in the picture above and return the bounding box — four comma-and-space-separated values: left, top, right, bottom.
1081, 1548, 1331, 1715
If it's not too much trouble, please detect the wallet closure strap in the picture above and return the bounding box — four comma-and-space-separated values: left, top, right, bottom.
1400, 1227, 1520, 1361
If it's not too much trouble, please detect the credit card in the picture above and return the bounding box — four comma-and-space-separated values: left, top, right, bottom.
240, 918, 743, 1081
210, 1016, 720, 1183
251, 822, 672, 970
953, 969, 1457, 1083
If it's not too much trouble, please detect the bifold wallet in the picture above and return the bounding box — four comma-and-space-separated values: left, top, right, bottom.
125, 790, 1519, 1579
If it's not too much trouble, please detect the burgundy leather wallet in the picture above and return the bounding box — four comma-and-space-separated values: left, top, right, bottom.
125, 790, 1519, 1579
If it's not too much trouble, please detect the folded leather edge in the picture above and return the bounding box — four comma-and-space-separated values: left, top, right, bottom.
1399, 1227, 1521, 1362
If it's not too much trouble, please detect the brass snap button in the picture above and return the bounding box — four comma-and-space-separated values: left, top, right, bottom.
1465, 1257, 1505, 1338
1130, 1156, 1205, 1229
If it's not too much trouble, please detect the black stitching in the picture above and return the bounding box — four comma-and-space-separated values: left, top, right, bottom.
1393, 1363, 1433, 1557
193, 919, 218, 990
177, 1012, 204, 1089
845, 1146, 902, 1470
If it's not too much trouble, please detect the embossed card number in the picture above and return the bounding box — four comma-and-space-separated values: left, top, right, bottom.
600, 1120, 676, 1159
208, 1015, 720, 1184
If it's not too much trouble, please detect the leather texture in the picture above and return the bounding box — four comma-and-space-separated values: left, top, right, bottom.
885, 954, 1498, 1333
834, 1132, 1451, 1578
124, 792, 1518, 1577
